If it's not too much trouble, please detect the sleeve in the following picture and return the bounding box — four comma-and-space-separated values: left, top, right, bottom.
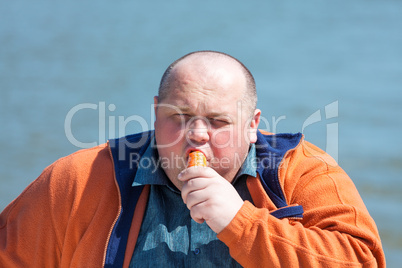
0, 145, 118, 268
0, 163, 65, 267
217, 140, 386, 267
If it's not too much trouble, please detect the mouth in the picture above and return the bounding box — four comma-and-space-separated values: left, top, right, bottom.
185, 148, 209, 161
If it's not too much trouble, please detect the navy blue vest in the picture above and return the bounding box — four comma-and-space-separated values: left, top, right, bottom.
104, 130, 304, 267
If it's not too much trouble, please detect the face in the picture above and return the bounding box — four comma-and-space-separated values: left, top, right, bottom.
154, 58, 260, 190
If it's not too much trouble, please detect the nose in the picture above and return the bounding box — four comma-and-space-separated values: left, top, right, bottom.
186, 117, 210, 145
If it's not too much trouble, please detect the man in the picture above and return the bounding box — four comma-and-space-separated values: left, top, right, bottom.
0, 51, 385, 267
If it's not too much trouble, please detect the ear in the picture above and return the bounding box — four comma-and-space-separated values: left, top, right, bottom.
248, 109, 261, 144
154, 96, 159, 114
153, 96, 159, 129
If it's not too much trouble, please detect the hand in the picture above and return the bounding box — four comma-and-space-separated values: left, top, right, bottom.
178, 166, 244, 233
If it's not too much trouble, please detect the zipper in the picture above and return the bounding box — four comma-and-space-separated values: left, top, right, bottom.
102, 142, 122, 267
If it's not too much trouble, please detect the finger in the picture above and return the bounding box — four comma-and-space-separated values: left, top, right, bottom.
189, 202, 207, 224
191, 213, 205, 224
178, 166, 214, 182
181, 177, 210, 203
184, 187, 212, 210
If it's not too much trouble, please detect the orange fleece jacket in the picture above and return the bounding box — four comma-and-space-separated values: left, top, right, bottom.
0, 138, 385, 267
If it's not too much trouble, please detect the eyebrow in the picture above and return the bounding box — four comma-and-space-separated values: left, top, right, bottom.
174, 105, 230, 118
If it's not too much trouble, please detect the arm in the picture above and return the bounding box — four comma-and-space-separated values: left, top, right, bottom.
0, 164, 63, 267
217, 141, 385, 267
0, 145, 119, 267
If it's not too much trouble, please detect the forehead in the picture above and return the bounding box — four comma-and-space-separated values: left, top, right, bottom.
159, 89, 238, 120
172, 57, 246, 96
162, 61, 246, 113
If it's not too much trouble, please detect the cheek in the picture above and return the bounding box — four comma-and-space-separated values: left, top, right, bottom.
210, 128, 249, 172
210, 125, 247, 149
210, 128, 235, 148
210, 132, 238, 166
155, 119, 185, 147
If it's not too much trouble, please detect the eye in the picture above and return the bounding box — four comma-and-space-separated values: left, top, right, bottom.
173, 113, 191, 121
209, 117, 231, 127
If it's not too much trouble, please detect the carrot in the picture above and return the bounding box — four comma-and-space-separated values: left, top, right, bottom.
187, 151, 207, 167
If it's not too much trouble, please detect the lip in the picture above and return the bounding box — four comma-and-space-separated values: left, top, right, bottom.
185, 147, 209, 161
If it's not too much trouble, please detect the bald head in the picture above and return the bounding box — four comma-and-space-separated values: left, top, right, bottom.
158, 51, 257, 116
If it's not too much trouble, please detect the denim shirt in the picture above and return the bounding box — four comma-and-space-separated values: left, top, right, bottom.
130, 138, 256, 268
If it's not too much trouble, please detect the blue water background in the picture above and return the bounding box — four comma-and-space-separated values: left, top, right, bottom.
1, 1, 401, 265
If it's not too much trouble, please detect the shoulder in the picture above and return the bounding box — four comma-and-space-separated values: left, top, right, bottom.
276, 134, 351, 207
280, 137, 339, 175
46, 143, 113, 181
257, 130, 338, 169
16, 143, 116, 209
0, 143, 115, 223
